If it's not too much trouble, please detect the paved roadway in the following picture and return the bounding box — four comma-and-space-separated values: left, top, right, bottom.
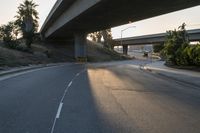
0, 61, 199, 133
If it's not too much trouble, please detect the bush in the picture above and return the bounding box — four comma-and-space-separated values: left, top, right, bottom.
153, 44, 164, 53
161, 23, 199, 66
0, 21, 19, 49
5, 41, 19, 49
191, 45, 200, 66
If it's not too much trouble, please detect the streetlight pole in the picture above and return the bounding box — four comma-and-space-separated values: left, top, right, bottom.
121, 26, 136, 45
120, 26, 136, 54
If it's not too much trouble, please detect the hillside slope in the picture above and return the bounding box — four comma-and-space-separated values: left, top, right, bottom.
0, 41, 131, 67
87, 41, 130, 62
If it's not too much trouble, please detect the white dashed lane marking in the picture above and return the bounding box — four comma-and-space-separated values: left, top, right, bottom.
56, 103, 63, 119
50, 69, 86, 133
68, 81, 73, 87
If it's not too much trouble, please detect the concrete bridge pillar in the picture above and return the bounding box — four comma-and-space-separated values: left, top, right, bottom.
123, 45, 128, 55
74, 32, 87, 59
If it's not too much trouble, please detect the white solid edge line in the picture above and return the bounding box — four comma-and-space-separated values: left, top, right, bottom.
0, 64, 66, 82
56, 102, 63, 119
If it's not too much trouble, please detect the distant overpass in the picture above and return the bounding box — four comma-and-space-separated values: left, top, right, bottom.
40, 0, 200, 58
115, 29, 200, 45
114, 29, 200, 54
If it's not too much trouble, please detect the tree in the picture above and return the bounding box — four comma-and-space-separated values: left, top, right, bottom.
0, 23, 12, 42
89, 32, 102, 43
161, 23, 200, 66
161, 23, 189, 65
101, 29, 114, 49
15, 0, 39, 48
0, 22, 15, 42
153, 43, 164, 53
0, 21, 19, 48
88, 29, 114, 50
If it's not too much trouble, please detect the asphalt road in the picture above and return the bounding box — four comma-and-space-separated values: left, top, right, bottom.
0, 61, 199, 133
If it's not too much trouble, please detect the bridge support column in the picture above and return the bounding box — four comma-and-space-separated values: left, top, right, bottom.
123, 45, 128, 55
74, 33, 87, 61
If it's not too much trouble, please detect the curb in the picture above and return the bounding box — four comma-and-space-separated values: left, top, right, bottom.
0, 63, 67, 77
144, 64, 200, 77
141, 64, 200, 89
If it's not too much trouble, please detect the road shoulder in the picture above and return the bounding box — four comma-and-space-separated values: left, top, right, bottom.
143, 61, 200, 88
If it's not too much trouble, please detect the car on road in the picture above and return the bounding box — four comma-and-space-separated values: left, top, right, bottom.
143, 51, 149, 57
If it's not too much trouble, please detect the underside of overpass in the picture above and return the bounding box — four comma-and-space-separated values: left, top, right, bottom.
41, 0, 200, 58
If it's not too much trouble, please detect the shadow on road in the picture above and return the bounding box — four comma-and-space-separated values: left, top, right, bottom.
54, 67, 138, 133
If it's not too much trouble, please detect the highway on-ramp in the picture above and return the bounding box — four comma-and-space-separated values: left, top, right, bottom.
0, 61, 199, 133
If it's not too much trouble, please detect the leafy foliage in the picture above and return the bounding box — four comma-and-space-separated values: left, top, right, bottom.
88, 31, 102, 43
162, 23, 200, 66
101, 29, 114, 49
0, 22, 19, 49
88, 29, 114, 49
153, 43, 164, 53
15, 0, 39, 48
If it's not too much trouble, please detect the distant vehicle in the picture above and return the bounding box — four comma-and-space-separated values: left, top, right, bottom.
143, 51, 149, 57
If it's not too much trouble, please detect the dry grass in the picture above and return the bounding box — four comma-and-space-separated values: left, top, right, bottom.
0, 41, 131, 67
87, 41, 132, 62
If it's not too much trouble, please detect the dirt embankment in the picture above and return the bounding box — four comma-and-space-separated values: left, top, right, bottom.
0, 41, 131, 68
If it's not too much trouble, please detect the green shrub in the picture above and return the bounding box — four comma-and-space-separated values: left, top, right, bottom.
161, 23, 200, 66
192, 45, 200, 66
153, 44, 164, 53
0, 21, 20, 49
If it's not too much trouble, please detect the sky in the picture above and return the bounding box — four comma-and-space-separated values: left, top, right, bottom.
0, 0, 200, 39
0, 0, 57, 29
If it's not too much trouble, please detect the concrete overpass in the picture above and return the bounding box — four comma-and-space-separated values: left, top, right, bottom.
114, 29, 200, 54
40, 0, 200, 58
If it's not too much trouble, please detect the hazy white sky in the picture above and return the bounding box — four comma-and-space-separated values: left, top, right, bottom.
112, 5, 200, 39
0, 0, 200, 39
0, 0, 57, 29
